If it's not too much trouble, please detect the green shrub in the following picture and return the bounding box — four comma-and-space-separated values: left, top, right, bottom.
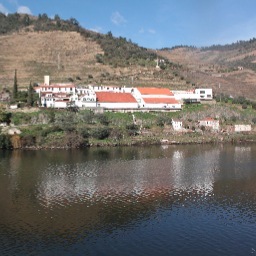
126, 123, 139, 136
41, 125, 63, 137
91, 127, 110, 140
0, 134, 12, 149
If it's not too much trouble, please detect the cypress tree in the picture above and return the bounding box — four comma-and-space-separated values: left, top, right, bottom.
13, 69, 18, 100
27, 81, 34, 106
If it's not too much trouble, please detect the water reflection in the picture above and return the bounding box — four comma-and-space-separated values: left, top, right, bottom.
0, 144, 256, 255
36, 146, 221, 207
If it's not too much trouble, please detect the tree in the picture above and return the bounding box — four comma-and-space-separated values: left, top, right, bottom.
0, 110, 12, 125
27, 82, 34, 106
13, 69, 18, 100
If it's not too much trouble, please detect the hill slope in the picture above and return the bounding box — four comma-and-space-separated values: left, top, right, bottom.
159, 46, 256, 99
0, 13, 256, 100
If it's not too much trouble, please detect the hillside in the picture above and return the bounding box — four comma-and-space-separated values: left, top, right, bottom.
159, 45, 256, 100
0, 13, 187, 90
0, 13, 256, 100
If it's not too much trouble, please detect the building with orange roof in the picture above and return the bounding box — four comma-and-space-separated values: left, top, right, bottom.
132, 87, 181, 110
95, 91, 138, 110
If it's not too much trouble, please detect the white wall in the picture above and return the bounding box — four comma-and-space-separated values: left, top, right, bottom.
97, 102, 138, 109
234, 125, 251, 132
195, 88, 213, 100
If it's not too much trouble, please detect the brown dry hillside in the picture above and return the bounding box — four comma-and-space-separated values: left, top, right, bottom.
0, 31, 187, 90
0, 31, 104, 85
159, 47, 256, 100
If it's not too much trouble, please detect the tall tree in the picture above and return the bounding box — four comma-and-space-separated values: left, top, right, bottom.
27, 81, 34, 106
13, 69, 18, 100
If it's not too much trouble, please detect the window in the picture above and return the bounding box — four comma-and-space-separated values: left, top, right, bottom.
200, 90, 205, 94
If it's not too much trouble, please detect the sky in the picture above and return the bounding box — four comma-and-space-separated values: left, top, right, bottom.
1, 0, 256, 49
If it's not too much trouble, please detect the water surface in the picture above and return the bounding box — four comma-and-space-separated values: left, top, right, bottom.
0, 144, 256, 255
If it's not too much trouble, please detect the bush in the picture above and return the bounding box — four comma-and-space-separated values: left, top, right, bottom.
126, 124, 139, 136
21, 135, 36, 147
242, 103, 247, 109
78, 128, 90, 138
91, 127, 110, 140
0, 134, 12, 149
231, 116, 237, 122
96, 113, 110, 125
156, 115, 168, 127
40, 125, 63, 137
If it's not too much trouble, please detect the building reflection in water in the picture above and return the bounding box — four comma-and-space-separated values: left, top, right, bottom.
37, 146, 222, 207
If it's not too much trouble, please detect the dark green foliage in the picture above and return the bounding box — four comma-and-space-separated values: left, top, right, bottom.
0, 13, 21, 34
13, 69, 18, 100
0, 111, 12, 125
200, 125, 206, 131
156, 115, 169, 127
40, 125, 63, 137
232, 96, 247, 105
78, 128, 90, 139
252, 117, 256, 124
44, 109, 55, 123
126, 124, 139, 136
242, 103, 248, 109
96, 113, 110, 125
55, 110, 76, 132
91, 127, 110, 140
27, 82, 34, 106
21, 135, 36, 147
0, 134, 12, 149
80, 110, 94, 124
231, 116, 237, 122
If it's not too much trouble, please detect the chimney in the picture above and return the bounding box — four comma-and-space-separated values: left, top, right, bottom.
44, 75, 50, 85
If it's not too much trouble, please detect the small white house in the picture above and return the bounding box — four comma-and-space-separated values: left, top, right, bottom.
172, 119, 183, 131
234, 125, 251, 132
199, 117, 219, 131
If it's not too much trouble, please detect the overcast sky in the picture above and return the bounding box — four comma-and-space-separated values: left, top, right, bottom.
1, 0, 256, 49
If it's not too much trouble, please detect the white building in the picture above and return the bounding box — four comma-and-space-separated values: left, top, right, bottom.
133, 87, 182, 110
172, 119, 183, 131
95, 91, 138, 110
199, 117, 219, 131
195, 88, 213, 100
234, 125, 252, 132
40, 92, 71, 108
71, 87, 97, 108
89, 85, 133, 93
173, 90, 201, 103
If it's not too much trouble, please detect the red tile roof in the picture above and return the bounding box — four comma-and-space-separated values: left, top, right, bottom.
137, 87, 174, 96
96, 92, 137, 103
200, 117, 216, 121
143, 97, 179, 104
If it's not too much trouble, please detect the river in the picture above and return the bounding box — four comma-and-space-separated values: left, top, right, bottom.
0, 144, 256, 255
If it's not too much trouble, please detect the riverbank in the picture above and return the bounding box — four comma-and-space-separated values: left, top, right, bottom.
15, 131, 256, 150
1, 103, 256, 150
